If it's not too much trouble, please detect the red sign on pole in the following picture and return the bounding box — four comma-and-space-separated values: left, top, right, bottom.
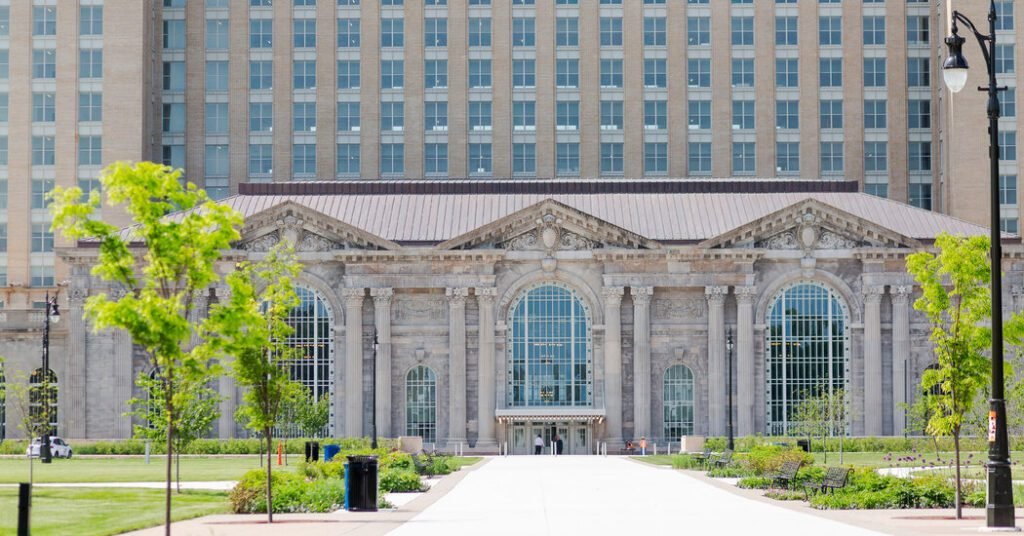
989, 410, 998, 442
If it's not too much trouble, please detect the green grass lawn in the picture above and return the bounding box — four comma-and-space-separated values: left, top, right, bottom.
0, 456, 296, 484
630, 455, 679, 466
448, 457, 483, 470
0, 487, 229, 536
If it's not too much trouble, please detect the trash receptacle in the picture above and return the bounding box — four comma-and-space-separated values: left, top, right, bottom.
304, 441, 320, 462
324, 444, 341, 462
345, 455, 379, 512
796, 439, 810, 452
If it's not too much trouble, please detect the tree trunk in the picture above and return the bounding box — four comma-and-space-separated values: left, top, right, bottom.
839, 431, 844, 464
176, 449, 181, 494
953, 432, 962, 520
822, 431, 827, 465
165, 398, 173, 536
266, 429, 274, 524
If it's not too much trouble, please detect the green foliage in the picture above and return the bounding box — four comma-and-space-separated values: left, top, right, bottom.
706, 465, 752, 478
808, 469, 955, 510
293, 392, 331, 439
764, 490, 806, 501
737, 476, 773, 489
229, 469, 344, 514
670, 455, 702, 470
379, 469, 425, 493
128, 371, 221, 453
741, 445, 814, 476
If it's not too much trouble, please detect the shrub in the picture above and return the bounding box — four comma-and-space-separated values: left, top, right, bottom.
379, 469, 425, 493
742, 445, 814, 476
807, 469, 956, 510
229, 469, 345, 514
737, 477, 773, 489
670, 455, 701, 470
706, 465, 752, 478
765, 490, 806, 501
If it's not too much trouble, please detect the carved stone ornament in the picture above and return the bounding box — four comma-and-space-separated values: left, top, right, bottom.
296, 232, 336, 252
653, 298, 707, 320
759, 231, 800, 250
504, 231, 539, 251
394, 297, 445, 321
816, 230, 859, 250
279, 215, 304, 245
242, 232, 280, 252
500, 212, 602, 252
68, 287, 88, 304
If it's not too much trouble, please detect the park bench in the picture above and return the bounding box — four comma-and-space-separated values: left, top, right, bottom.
770, 460, 803, 490
813, 467, 850, 495
692, 448, 712, 468
710, 449, 734, 469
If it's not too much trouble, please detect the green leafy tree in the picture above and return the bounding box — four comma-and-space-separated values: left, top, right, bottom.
789, 386, 851, 464
7, 371, 58, 485
204, 242, 304, 523
294, 392, 331, 439
906, 232, 993, 519
49, 161, 243, 534
128, 371, 221, 492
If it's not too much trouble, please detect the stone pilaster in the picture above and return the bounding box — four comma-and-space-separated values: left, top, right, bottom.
632, 287, 653, 439
863, 285, 885, 436
603, 286, 625, 445
66, 288, 87, 438
706, 286, 728, 436
447, 288, 469, 448
475, 287, 498, 449
343, 288, 365, 438
891, 285, 912, 436
218, 374, 236, 438
112, 289, 133, 439
1012, 285, 1024, 313
371, 288, 394, 438
735, 286, 757, 436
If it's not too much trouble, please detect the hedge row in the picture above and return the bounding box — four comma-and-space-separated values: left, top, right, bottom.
702, 435, 1020, 453
0, 437, 396, 456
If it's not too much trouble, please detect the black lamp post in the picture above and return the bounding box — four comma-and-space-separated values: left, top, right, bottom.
40, 293, 60, 464
371, 330, 379, 450
726, 329, 734, 451
942, 3, 1016, 529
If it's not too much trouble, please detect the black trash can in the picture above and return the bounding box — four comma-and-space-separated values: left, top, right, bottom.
346, 455, 379, 512
796, 439, 810, 453
304, 441, 320, 462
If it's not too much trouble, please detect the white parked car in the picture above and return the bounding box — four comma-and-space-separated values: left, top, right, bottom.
26, 436, 72, 459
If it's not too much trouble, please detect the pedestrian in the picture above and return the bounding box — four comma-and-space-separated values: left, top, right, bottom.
555, 435, 564, 456
640, 436, 647, 456
534, 434, 544, 455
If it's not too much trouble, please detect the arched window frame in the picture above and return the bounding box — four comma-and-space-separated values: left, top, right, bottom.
506, 283, 593, 408
405, 365, 437, 443
764, 281, 851, 436
0, 366, 5, 441
663, 364, 695, 440
277, 286, 335, 438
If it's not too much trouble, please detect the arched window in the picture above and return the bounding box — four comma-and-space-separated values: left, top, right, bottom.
663, 365, 694, 439
406, 366, 437, 443
30, 368, 58, 436
507, 283, 593, 407
765, 282, 850, 436
279, 286, 335, 437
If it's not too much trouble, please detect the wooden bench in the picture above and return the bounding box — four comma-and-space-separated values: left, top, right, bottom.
770, 460, 802, 490
813, 467, 850, 495
691, 448, 712, 468
710, 449, 734, 469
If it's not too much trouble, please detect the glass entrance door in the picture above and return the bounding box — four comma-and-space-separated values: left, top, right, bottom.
569, 424, 590, 455
509, 421, 590, 455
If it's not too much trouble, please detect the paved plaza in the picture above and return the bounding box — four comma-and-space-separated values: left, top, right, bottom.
390, 456, 881, 536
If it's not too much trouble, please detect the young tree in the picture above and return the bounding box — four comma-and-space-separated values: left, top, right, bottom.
906, 232, 993, 519
7, 371, 58, 485
49, 161, 243, 534
128, 371, 221, 492
204, 242, 304, 523
294, 392, 331, 439
789, 386, 851, 465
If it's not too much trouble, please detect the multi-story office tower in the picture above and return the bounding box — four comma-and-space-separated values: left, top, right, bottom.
2, 0, 1022, 306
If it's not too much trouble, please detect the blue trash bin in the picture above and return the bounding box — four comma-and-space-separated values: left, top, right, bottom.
343, 463, 350, 510
324, 444, 341, 462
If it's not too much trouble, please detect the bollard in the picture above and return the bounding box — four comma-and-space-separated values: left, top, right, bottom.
18, 482, 30, 536
277, 441, 283, 466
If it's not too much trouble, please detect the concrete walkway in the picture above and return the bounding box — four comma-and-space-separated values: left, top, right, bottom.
390, 456, 883, 536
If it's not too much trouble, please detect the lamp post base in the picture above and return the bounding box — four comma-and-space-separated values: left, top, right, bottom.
987, 460, 1017, 529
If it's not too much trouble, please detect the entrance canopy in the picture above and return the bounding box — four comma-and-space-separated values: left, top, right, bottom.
495, 408, 605, 424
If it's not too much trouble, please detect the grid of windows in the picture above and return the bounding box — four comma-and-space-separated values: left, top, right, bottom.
406, 366, 437, 443
663, 365, 695, 440
278, 288, 335, 438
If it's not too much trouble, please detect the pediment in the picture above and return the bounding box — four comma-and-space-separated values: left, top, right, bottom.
237, 201, 401, 252
436, 199, 661, 251
700, 198, 921, 251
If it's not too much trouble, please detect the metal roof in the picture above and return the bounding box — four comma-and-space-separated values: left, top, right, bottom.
222, 191, 991, 243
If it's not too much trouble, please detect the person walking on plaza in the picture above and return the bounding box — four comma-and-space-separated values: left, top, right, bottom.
640, 437, 647, 456
555, 435, 564, 456
534, 434, 544, 455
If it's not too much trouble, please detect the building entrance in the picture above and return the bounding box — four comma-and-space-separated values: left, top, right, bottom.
509, 421, 591, 455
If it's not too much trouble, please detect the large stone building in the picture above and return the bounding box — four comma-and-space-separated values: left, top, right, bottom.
0, 0, 1021, 312
1, 180, 1013, 452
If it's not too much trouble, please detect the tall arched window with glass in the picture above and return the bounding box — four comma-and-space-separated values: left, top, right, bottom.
30, 368, 58, 436
278, 287, 335, 437
765, 282, 850, 436
507, 284, 593, 407
406, 366, 437, 443
663, 364, 694, 440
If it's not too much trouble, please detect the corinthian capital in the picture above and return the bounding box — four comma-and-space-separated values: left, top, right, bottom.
863, 285, 885, 304
342, 287, 365, 306
891, 285, 913, 305
705, 286, 729, 305
475, 287, 497, 304
602, 286, 625, 306
446, 287, 470, 306
370, 287, 394, 305
734, 286, 757, 304
632, 286, 654, 305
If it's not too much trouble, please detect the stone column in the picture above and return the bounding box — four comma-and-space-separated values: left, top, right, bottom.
632, 287, 653, 439
863, 285, 885, 436
447, 288, 469, 448
1013, 285, 1024, 313
476, 287, 498, 449
603, 287, 625, 445
113, 328, 133, 439
371, 288, 394, 438
65, 288, 87, 438
735, 286, 757, 436
343, 288, 365, 438
706, 286, 728, 436
891, 285, 912, 436
218, 374, 236, 438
